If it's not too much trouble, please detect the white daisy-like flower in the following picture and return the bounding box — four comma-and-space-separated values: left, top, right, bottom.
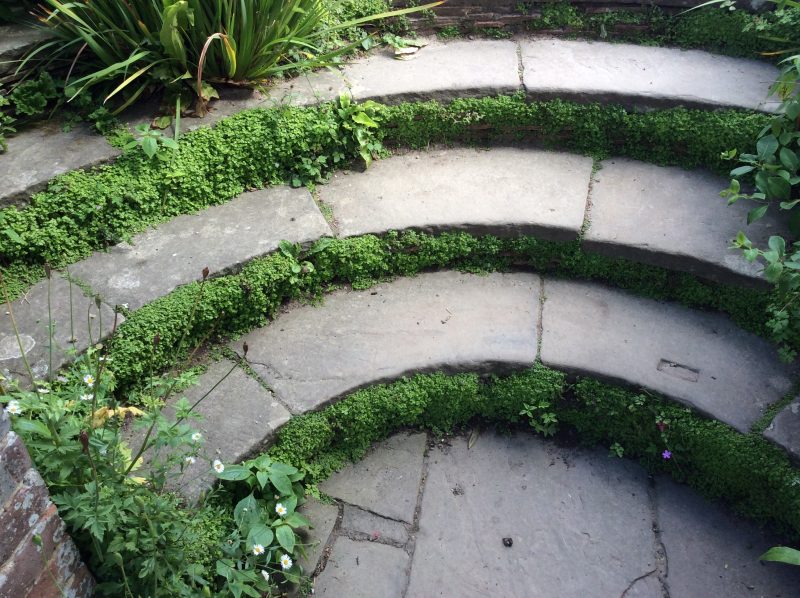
275, 503, 288, 517
36, 387, 49, 394
185, 456, 196, 465
6, 400, 22, 415
280, 554, 292, 570
212, 459, 224, 474
80, 394, 92, 401
252, 544, 265, 556
99, 356, 106, 362
191, 432, 202, 442
83, 374, 95, 387
261, 570, 269, 582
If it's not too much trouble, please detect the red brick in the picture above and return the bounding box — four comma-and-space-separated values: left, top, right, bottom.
0, 504, 63, 597
1, 432, 34, 485
0, 473, 51, 564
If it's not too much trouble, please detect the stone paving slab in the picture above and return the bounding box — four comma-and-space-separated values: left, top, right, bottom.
313, 537, 410, 598
0, 274, 119, 386
0, 121, 120, 208
237, 271, 540, 413
656, 476, 800, 595
69, 187, 331, 311
539, 279, 794, 433
320, 432, 426, 523
0, 25, 50, 76
345, 40, 520, 103
159, 359, 290, 502
521, 38, 780, 111
405, 432, 656, 598
297, 498, 339, 575
584, 158, 789, 288
319, 147, 592, 241
341, 505, 410, 546
764, 397, 800, 465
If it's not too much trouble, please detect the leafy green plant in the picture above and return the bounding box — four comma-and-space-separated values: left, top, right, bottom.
25, 0, 441, 113
214, 456, 310, 597
520, 399, 559, 437
278, 237, 332, 284
335, 93, 384, 167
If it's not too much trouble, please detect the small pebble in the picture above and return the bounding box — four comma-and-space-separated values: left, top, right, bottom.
502, 537, 513, 547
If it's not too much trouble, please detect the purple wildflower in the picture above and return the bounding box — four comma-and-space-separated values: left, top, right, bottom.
662, 449, 672, 460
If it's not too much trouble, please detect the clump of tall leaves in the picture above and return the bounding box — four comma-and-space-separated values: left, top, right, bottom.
24, 0, 440, 114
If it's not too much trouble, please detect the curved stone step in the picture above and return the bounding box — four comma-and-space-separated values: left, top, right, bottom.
231, 272, 793, 433
1, 146, 787, 385
0, 37, 779, 206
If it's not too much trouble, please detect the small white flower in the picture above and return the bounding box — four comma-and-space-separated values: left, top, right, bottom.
57, 375, 68, 383
99, 356, 106, 362
185, 456, 196, 465
121, 303, 129, 310
36, 387, 49, 394
213, 459, 224, 474
261, 570, 269, 582
252, 544, 265, 556
191, 432, 202, 442
6, 400, 22, 415
280, 554, 292, 570
275, 503, 288, 517
80, 394, 93, 402
83, 374, 95, 387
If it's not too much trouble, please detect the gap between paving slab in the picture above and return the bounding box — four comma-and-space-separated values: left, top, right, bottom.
1, 36, 781, 207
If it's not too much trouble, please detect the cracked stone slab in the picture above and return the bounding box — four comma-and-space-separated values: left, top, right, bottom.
297, 499, 339, 575
313, 537, 409, 598
345, 39, 520, 103
764, 397, 800, 465
656, 476, 800, 595
0, 274, 119, 386
160, 359, 290, 502
237, 271, 540, 413
320, 432, 426, 523
320, 147, 592, 241
0, 121, 120, 208
584, 158, 789, 288
540, 279, 794, 433
69, 187, 330, 311
341, 505, 410, 546
406, 432, 655, 597
521, 39, 780, 112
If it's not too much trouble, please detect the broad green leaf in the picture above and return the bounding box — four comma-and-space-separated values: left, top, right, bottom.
217, 464, 252, 481
270, 463, 299, 476
765, 261, 784, 283
275, 524, 295, 553
269, 472, 293, 496
760, 546, 800, 566
747, 204, 769, 225
246, 523, 274, 549
4, 228, 23, 244
780, 147, 799, 172
256, 470, 269, 490
729, 165, 754, 177
234, 494, 258, 525
284, 512, 310, 528
769, 236, 787, 255
757, 134, 780, 160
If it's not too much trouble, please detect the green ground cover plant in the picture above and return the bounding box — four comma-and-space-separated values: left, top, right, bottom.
264, 366, 800, 541
0, 94, 769, 297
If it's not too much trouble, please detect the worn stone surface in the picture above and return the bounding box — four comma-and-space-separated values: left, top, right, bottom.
238, 271, 540, 413
157, 359, 290, 502
341, 505, 410, 546
0, 121, 120, 207
346, 39, 520, 103
70, 187, 330, 311
585, 158, 788, 288
764, 397, 800, 465
321, 432, 426, 523
656, 476, 800, 595
0, 25, 50, 75
313, 537, 410, 598
521, 39, 779, 111
406, 432, 655, 597
0, 274, 120, 385
320, 147, 591, 240
297, 499, 339, 575
540, 279, 794, 432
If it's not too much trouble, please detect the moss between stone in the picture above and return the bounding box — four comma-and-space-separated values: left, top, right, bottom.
105, 230, 771, 395
263, 365, 800, 542
0, 95, 770, 300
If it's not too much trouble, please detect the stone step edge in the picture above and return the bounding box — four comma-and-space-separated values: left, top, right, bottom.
0, 36, 780, 207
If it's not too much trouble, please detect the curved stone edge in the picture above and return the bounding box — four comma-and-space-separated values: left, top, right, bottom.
0, 36, 780, 207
